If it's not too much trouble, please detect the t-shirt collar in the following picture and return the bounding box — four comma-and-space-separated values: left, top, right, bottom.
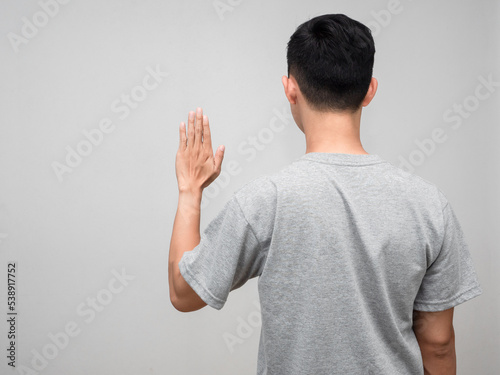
298, 152, 385, 166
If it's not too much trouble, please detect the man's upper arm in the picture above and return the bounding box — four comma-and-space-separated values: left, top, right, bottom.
177, 176, 276, 311
413, 192, 482, 312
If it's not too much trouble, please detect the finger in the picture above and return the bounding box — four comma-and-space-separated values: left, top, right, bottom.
187, 111, 195, 148
179, 122, 187, 150
214, 145, 225, 175
202, 115, 212, 151
194, 107, 203, 149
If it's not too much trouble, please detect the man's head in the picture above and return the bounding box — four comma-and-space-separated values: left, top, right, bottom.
283, 14, 376, 118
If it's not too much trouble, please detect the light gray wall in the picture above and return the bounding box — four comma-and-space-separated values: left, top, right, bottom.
0, 0, 498, 374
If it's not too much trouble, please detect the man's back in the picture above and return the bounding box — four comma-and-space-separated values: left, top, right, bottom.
252, 152, 481, 374
179, 151, 482, 374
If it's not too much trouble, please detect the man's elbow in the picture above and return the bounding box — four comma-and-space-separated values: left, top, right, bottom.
170, 290, 207, 313
424, 334, 455, 356
169, 268, 208, 312
419, 325, 455, 347
171, 301, 189, 313
169, 267, 192, 312
417, 327, 456, 359
170, 292, 190, 313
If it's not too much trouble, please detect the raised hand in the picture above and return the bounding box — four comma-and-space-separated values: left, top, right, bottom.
175, 107, 225, 195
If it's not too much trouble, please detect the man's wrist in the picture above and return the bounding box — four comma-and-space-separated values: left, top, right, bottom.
178, 188, 203, 206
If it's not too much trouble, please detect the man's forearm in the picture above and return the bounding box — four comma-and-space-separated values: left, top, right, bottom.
168, 190, 202, 299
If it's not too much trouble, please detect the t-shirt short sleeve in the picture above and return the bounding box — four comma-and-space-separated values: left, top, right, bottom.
413, 198, 483, 311
178, 194, 267, 310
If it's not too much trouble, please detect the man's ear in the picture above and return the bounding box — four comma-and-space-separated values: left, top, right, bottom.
282, 75, 297, 105
362, 77, 378, 107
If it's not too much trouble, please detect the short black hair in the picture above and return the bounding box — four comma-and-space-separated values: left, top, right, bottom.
286, 14, 375, 113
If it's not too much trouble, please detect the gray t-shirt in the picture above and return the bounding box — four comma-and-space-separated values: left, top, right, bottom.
178, 152, 482, 375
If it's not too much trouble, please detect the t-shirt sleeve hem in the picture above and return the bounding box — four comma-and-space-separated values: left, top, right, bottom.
178, 256, 226, 310
413, 284, 483, 312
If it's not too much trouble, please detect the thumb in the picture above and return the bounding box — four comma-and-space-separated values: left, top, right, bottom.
214, 145, 225, 174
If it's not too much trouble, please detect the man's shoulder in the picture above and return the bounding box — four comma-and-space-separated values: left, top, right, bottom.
382, 159, 432, 185
232, 158, 302, 202
230, 158, 304, 211
382, 161, 449, 210
233, 174, 276, 207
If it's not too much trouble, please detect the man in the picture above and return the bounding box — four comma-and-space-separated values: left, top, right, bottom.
168, 13, 482, 375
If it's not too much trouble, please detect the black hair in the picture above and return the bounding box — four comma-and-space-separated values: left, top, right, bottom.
286, 14, 375, 113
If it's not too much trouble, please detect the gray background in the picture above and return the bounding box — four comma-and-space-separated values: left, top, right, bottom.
0, 0, 498, 374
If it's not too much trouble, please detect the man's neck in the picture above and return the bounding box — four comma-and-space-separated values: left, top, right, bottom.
301, 108, 368, 155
